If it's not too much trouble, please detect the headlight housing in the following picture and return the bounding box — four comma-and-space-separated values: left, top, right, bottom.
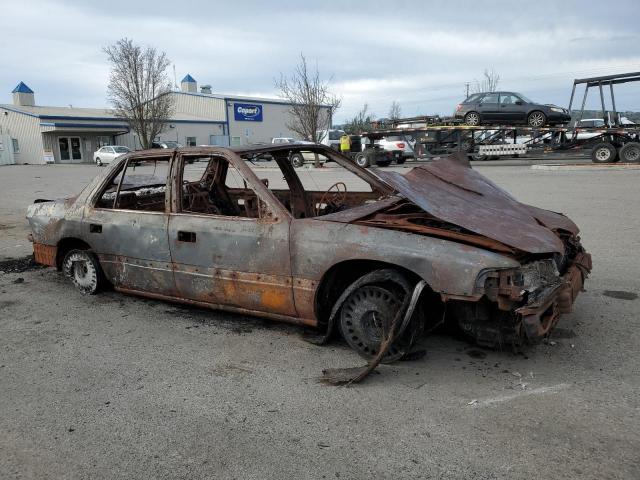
550, 107, 564, 113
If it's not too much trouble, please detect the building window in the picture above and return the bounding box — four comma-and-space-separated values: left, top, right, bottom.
230, 136, 241, 147
186, 137, 197, 147
11, 138, 19, 153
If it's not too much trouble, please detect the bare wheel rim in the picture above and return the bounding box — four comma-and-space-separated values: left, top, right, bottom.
340, 285, 405, 361
529, 112, 545, 127
356, 154, 367, 167
465, 113, 479, 125
63, 251, 98, 294
595, 147, 612, 162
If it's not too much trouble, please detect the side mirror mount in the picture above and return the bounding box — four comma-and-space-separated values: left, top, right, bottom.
515, 100, 523, 105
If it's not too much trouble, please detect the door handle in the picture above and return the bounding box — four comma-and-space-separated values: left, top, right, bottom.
89, 223, 102, 233
177, 231, 196, 242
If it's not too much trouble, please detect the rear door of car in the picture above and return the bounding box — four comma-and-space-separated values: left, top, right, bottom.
85, 153, 177, 296
167, 152, 297, 317
477, 93, 500, 122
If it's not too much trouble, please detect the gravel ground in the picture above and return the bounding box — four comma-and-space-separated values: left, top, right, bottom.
0, 160, 638, 479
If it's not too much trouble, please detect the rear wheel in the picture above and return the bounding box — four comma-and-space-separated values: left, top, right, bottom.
62, 249, 104, 295
376, 160, 391, 167
591, 142, 617, 163
396, 157, 406, 165
290, 153, 304, 168
354, 152, 369, 167
527, 111, 547, 127
618, 142, 640, 163
464, 112, 480, 126
96, 157, 102, 166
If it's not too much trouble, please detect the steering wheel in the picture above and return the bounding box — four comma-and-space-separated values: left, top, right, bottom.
316, 182, 347, 216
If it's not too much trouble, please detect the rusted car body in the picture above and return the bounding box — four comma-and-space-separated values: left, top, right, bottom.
26, 144, 591, 355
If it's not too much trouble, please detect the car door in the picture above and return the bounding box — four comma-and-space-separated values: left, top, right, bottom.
85, 153, 177, 296
477, 93, 500, 122
498, 93, 526, 122
167, 152, 297, 317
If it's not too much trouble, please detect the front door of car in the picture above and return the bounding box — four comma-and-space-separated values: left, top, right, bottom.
499, 93, 526, 122
86, 153, 177, 296
477, 93, 500, 122
167, 153, 297, 317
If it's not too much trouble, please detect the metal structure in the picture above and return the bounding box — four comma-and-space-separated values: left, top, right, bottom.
568, 71, 640, 127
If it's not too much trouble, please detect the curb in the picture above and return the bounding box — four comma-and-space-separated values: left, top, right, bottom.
531, 163, 640, 171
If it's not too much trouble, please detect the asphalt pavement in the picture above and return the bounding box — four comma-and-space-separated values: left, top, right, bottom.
0, 158, 639, 479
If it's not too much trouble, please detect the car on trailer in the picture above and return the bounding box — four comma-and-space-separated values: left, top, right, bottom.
26, 144, 591, 360
455, 91, 571, 127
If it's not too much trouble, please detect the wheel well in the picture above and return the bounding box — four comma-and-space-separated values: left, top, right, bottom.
528, 110, 545, 118
314, 260, 422, 324
56, 238, 92, 270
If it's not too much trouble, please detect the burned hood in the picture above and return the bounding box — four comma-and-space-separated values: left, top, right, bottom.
375, 154, 578, 254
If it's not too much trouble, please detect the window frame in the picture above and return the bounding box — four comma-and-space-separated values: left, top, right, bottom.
173, 152, 285, 222
91, 153, 173, 214
11, 138, 19, 153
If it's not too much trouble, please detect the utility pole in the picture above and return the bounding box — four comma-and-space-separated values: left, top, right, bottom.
464, 82, 470, 98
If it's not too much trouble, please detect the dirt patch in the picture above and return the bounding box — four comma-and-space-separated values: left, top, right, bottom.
603, 290, 638, 301
0, 255, 47, 274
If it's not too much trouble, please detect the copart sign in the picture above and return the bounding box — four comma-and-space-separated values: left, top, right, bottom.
234, 103, 263, 122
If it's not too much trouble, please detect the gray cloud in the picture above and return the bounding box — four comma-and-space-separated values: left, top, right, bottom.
2, 0, 639, 122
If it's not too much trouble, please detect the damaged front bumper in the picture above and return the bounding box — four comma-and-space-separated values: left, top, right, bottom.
477, 251, 592, 342
516, 252, 592, 338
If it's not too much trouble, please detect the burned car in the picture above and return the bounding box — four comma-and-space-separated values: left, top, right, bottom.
26, 144, 591, 359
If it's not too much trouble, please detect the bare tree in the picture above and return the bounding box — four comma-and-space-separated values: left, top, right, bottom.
388, 100, 402, 120
472, 68, 500, 93
344, 104, 376, 134
104, 38, 174, 149
276, 54, 341, 166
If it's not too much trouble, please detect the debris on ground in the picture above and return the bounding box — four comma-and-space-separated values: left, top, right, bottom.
0, 255, 46, 274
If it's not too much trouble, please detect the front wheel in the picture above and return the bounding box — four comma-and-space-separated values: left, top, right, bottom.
527, 111, 547, 127
95, 157, 102, 166
62, 249, 104, 295
591, 142, 617, 163
290, 153, 304, 168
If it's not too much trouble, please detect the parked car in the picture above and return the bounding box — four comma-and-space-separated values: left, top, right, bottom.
455, 91, 571, 127
26, 144, 591, 359
574, 118, 607, 141
152, 141, 183, 149
93, 146, 130, 166
376, 135, 415, 160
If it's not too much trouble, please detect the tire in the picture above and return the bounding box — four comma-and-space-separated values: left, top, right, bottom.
468, 153, 488, 161
376, 160, 391, 167
464, 112, 480, 126
527, 111, 547, 127
339, 284, 407, 362
62, 249, 104, 295
396, 157, 406, 165
618, 142, 640, 163
96, 157, 102, 166
355, 152, 369, 168
591, 142, 617, 163
290, 153, 304, 168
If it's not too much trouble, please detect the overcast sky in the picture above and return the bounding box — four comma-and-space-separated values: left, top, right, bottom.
2, 0, 640, 122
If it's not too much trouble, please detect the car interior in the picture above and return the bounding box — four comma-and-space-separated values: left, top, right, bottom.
180, 151, 388, 219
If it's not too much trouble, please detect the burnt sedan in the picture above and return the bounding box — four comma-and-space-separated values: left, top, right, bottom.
26, 144, 591, 359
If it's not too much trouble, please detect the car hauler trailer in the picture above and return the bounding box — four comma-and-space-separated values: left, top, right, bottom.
360, 72, 640, 164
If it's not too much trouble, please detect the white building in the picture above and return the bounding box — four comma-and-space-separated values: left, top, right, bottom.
0, 75, 332, 165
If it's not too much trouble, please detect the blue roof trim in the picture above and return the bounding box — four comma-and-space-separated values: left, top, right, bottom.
40, 122, 130, 130
39, 115, 120, 121
181, 74, 196, 83
12, 82, 34, 94
1, 105, 39, 117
